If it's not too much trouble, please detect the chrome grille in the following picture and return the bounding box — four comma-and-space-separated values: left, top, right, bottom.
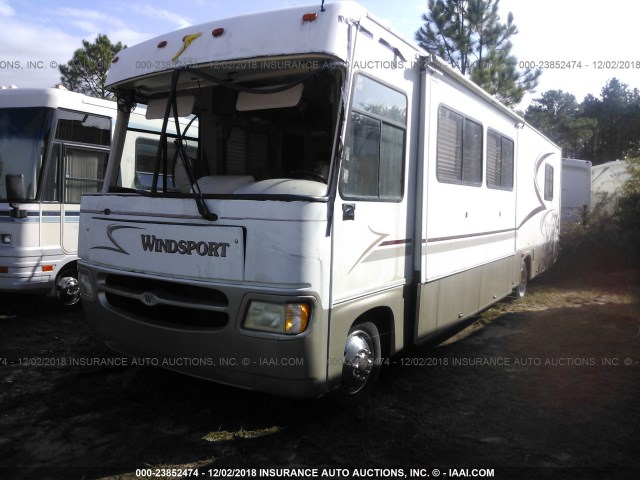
100, 273, 229, 329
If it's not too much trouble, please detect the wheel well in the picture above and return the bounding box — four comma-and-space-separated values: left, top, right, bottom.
523, 255, 531, 279
352, 307, 394, 361
57, 260, 78, 278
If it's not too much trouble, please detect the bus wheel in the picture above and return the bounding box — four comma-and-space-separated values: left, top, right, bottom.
56, 267, 81, 306
331, 322, 381, 407
515, 259, 529, 299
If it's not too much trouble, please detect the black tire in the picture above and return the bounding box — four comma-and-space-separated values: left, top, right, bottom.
330, 321, 381, 408
514, 259, 529, 299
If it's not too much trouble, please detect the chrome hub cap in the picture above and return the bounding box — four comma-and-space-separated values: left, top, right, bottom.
57, 276, 80, 306
341, 330, 374, 394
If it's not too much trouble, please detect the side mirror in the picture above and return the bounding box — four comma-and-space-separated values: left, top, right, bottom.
5, 174, 27, 219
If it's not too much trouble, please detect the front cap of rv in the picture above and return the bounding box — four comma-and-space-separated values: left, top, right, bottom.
105, 2, 362, 89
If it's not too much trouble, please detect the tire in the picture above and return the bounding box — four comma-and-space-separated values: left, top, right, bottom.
55, 267, 81, 306
514, 259, 529, 299
330, 321, 381, 408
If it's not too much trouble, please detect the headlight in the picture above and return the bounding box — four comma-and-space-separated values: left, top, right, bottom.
1, 234, 10, 244
77, 268, 94, 300
244, 301, 310, 335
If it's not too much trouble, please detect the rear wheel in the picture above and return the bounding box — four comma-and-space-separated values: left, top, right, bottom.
330, 322, 381, 408
55, 267, 81, 306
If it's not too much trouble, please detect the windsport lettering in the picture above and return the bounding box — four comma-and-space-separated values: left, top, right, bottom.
140, 234, 230, 257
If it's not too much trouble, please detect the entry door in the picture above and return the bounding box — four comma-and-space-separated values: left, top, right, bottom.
61, 145, 108, 254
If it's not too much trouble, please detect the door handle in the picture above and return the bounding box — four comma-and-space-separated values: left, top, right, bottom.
342, 203, 355, 221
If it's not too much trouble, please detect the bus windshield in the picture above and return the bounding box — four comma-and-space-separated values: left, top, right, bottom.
0, 107, 55, 200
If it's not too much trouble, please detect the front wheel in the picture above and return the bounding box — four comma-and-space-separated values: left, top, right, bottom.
330, 322, 381, 408
55, 267, 81, 306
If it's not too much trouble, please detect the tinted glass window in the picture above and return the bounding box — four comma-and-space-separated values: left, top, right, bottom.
341, 75, 407, 201
55, 110, 111, 146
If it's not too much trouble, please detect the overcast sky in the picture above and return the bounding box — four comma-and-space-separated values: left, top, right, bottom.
1, 0, 638, 108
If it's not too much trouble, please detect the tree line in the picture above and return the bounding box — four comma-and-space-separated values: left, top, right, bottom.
524, 81, 640, 165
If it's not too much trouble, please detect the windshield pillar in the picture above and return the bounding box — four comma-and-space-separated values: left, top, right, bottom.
103, 107, 130, 191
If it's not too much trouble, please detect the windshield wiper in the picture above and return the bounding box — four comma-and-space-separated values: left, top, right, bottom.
152, 69, 217, 221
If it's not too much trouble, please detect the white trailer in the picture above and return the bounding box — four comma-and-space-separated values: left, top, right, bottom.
78, 1, 560, 401
591, 160, 630, 213
561, 158, 591, 227
0, 87, 195, 305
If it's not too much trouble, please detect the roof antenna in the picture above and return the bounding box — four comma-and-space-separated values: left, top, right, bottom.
321, 0, 325, 12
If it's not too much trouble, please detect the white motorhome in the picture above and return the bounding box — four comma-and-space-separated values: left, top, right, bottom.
78, 2, 560, 402
0, 87, 196, 305
561, 158, 591, 227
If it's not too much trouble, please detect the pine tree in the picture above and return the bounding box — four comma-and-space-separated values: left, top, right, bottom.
416, 0, 540, 107
59, 34, 125, 100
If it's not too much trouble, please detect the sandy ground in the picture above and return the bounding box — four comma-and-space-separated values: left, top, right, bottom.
0, 250, 638, 480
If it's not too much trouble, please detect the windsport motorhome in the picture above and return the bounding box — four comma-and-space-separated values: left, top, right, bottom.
0, 87, 197, 305
77, 1, 561, 402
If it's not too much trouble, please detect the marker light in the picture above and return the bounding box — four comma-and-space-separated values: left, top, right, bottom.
285, 304, 310, 334
212, 28, 225, 38
0, 267, 8, 273
42, 265, 54, 272
302, 13, 318, 22
111, 56, 119, 63
157, 40, 168, 48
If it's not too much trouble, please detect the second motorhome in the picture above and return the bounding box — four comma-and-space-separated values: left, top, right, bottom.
77, 2, 560, 402
0, 87, 196, 305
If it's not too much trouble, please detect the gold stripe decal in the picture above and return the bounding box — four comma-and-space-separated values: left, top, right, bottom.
172, 32, 202, 62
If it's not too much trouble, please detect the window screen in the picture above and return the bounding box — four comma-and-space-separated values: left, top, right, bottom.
487, 130, 514, 190
436, 106, 482, 185
64, 147, 108, 203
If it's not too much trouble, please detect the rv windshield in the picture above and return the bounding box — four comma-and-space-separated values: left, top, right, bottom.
115, 67, 341, 199
0, 107, 55, 200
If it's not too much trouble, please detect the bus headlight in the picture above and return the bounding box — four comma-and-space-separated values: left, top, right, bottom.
244, 301, 310, 335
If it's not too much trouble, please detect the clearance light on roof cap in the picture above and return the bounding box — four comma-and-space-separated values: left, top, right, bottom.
111, 56, 119, 63
157, 40, 167, 48
302, 13, 318, 22
212, 28, 225, 38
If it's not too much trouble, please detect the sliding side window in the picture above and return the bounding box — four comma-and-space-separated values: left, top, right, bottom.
486, 129, 514, 190
341, 74, 407, 201
436, 106, 483, 186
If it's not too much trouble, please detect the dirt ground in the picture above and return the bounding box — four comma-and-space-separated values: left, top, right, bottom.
1, 246, 639, 480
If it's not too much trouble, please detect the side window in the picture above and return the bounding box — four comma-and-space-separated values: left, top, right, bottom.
544, 164, 554, 201
55, 110, 111, 146
341, 74, 407, 201
64, 147, 108, 203
486, 129, 514, 190
135, 136, 198, 191
436, 106, 483, 186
